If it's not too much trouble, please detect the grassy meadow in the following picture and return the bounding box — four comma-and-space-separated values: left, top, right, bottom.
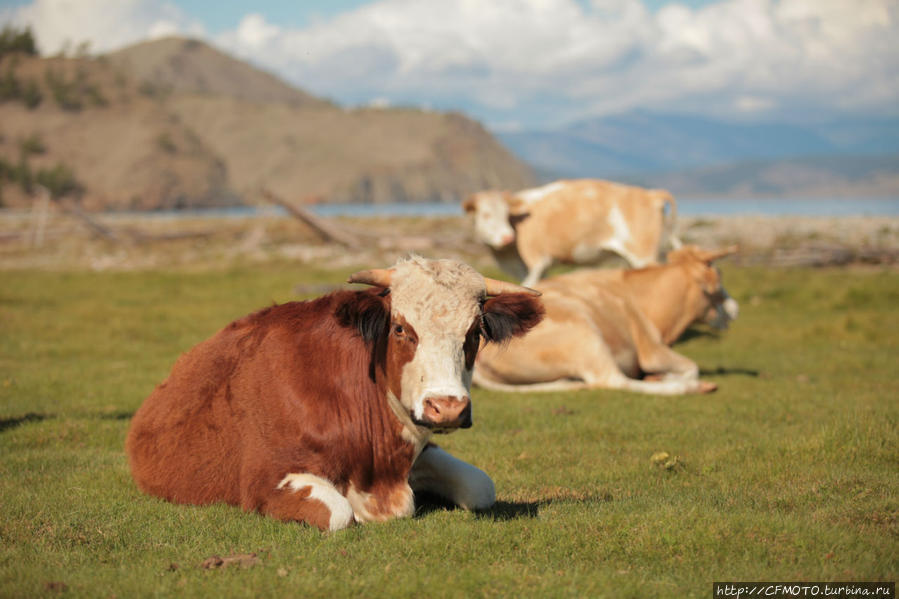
1, 260, 897, 597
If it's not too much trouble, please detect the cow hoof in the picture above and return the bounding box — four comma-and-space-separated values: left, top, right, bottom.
697, 381, 718, 393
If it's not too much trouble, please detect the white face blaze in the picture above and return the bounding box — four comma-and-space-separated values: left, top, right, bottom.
470, 192, 515, 249
388, 257, 484, 424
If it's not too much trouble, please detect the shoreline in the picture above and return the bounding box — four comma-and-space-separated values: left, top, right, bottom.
1, 212, 897, 272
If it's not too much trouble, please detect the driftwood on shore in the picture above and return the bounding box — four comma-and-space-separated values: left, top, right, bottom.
259, 188, 362, 248
7, 189, 895, 269
259, 187, 465, 252
735, 245, 899, 267
61, 202, 121, 241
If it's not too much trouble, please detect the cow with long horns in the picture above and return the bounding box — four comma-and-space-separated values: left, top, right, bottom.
126, 257, 544, 531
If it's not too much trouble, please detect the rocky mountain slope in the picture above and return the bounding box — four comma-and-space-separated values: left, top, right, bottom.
107, 37, 330, 108
0, 36, 535, 211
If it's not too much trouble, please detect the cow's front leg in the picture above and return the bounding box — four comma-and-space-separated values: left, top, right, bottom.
521, 255, 553, 288
262, 473, 355, 531
346, 480, 415, 523
409, 445, 495, 511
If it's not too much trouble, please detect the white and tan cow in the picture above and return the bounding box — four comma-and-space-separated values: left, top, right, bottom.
473, 246, 738, 396
464, 179, 682, 287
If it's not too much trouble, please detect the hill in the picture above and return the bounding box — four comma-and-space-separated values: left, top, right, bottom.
0, 36, 535, 211
0, 51, 234, 211
106, 37, 330, 108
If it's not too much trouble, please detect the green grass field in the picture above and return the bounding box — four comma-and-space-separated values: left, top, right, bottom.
1, 262, 896, 598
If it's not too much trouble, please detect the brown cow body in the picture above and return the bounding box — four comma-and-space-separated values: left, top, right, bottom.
473, 246, 738, 396
127, 257, 543, 530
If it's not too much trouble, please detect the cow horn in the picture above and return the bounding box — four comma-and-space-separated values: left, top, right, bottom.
483, 277, 541, 297
700, 245, 739, 262
347, 268, 394, 288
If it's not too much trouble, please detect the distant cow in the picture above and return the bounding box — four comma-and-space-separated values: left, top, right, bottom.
464, 179, 682, 287
473, 246, 738, 395
126, 257, 544, 531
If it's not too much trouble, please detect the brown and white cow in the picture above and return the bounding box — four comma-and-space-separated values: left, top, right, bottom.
463, 179, 682, 287
472, 246, 738, 395
126, 257, 544, 531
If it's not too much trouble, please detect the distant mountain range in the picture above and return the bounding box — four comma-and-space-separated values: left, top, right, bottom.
497, 111, 899, 197
0, 37, 535, 211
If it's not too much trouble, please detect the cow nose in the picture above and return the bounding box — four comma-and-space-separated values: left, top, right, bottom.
423, 396, 472, 429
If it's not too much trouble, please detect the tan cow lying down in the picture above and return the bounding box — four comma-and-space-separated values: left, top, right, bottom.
473, 246, 738, 395
127, 257, 544, 531
464, 179, 682, 287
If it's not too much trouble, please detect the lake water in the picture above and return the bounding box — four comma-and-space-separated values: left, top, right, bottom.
315, 196, 899, 217
100, 196, 899, 220
672, 196, 899, 217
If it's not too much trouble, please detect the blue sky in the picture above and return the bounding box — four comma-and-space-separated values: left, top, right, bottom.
148, 0, 373, 32
0, 0, 723, 33
2, 0, 897, 130
167, 0, 722, 32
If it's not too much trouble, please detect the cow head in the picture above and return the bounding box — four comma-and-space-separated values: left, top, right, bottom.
667, 245, 740, 329
341, 257, 544, 433
463, 191, 521, 249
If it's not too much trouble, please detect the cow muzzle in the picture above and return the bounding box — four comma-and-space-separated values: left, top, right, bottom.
418, 395, 472, 430
485, 231, 515, 249
708, 297, 739, 330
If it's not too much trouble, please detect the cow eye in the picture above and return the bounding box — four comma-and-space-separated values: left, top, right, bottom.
394, 324, 404, 335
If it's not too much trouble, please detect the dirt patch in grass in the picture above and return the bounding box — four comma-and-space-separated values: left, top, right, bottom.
200, 553, 262, 570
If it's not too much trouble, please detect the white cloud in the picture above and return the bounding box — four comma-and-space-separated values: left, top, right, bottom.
3, 0, 897, 126
211, 0, 899, 126
367, 96, 392, 108
735, 95, 775, 113
147, 20, 181, 39
3, 0, 204, 54
234, 13, 280, 48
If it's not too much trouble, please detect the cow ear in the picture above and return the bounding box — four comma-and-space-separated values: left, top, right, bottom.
462, 195, 477, 213
335, 290, 390, 345
504, 192, 526, 211
508, 211, 531, 228
481, 293, 544, 344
